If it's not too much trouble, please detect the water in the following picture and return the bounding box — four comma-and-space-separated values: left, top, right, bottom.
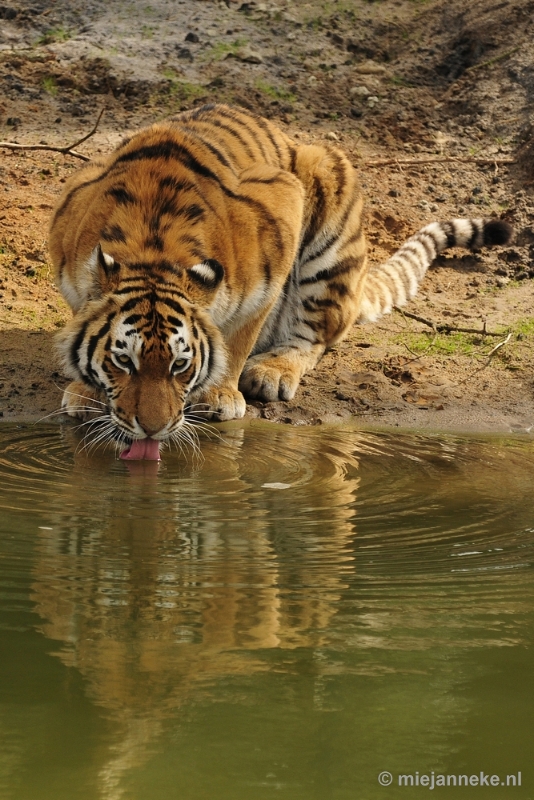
0, 421, 533, 800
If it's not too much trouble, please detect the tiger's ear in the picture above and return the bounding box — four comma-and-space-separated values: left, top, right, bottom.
188, 259, 224, 289
77, 244, 119, 300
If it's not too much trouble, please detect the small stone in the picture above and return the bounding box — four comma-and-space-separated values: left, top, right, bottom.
228, 46, 263, 63
185, 32, 200, 43
350, 85, 371, 97
496, 276, 510, 287
354, 61, 387, 75
176, 46, 193, 61
350, 107, 363, 119
389, 188, 400, 197
326, 131, 339, 141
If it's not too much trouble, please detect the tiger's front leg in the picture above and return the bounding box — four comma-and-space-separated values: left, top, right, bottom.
61, 380, 107, 421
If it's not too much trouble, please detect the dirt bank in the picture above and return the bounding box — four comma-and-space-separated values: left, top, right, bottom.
1, 0, 534, 434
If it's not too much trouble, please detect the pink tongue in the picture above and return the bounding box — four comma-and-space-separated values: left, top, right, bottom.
120, 437, 161, 461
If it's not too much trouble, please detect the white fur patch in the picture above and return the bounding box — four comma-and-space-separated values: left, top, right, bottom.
190, 261, 218, 283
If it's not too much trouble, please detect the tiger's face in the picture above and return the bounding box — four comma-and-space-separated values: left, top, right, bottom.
57, 247, 227, 451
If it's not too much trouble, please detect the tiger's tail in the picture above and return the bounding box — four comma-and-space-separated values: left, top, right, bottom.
357, 218, 513, 323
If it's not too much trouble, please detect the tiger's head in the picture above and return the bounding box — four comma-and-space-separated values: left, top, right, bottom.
57, 244, 227, 455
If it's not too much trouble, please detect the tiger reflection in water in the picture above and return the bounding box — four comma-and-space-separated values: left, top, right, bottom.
31, 426, 360, 798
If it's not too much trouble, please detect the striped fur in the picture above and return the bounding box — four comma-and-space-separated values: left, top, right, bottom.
48, 103, 512, 445
358, 218, 512, 322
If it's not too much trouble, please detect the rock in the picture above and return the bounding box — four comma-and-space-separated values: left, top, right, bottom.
226, 46, 263, 63
326, 131, 339, 141
185, 32, 200, 43
349, 85, 371, 97
175, 46, 193, 61
354, 61, 387, 75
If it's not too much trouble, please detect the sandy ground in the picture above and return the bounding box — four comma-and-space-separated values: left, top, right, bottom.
1, 0, 534, 434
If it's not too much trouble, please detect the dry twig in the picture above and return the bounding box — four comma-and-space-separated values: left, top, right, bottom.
0, 109, 105, 162
458, 332, 514, 383
364, 155, 515, 168
394, 307, 505, 337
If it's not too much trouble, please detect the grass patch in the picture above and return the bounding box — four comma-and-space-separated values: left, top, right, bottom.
206, 38, 248, 61
159, 70, 207, 104
37, 26, 71, 44
254, 79, 296, 103
397, 330, 479, 357
42, 76, 58, 96
511, 316, 534, 339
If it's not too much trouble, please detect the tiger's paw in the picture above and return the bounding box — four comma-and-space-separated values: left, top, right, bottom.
61, 381, 107, 421
188, 386, 247, 421
239, 355, 301, 403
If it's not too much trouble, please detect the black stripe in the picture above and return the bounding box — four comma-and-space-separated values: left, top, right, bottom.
107, 186, 136, 205
102, 225, 126, 243
300, 255, 362, 285
241, 173, 288, 186
121, 295, 148, 312
159, 175, 197, 194
197, 116, 256, 159
86, 316, 113, 376
70, 321, 90, 370
123, 313, 143, 325
180, 204, 205, 222
161, 297, 187, 316
441, 222, 456, 249
213, 106, 272, 162
467, 222, 480, 249
250, 112, 283, 162
180, 125, 235, 170
302, 176, 326, 250
261, 256, 272, 283
144, 234, 164, 251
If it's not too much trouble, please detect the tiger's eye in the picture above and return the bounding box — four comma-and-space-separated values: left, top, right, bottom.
117, 354, 132, 365
171, 358, 189, 375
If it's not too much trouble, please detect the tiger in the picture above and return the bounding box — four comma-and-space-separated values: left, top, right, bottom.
48, 103, 513, 460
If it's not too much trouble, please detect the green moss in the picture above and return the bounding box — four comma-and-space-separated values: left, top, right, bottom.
254, 79, 296, 103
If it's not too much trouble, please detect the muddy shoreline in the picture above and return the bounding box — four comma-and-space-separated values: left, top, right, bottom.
1, 0, 534, 435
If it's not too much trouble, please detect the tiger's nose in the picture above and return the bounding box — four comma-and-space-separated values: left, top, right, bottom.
135, 417, 164, 438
